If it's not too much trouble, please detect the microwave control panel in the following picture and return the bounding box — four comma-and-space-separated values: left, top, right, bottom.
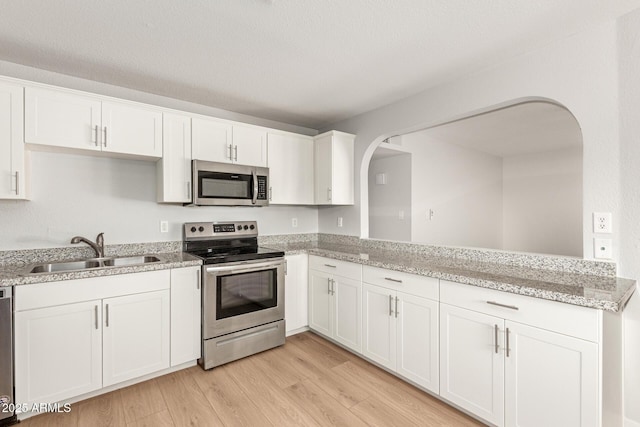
257, 176, 268, 200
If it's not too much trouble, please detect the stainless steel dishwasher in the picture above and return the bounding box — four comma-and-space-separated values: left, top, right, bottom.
0, 287, 15, 425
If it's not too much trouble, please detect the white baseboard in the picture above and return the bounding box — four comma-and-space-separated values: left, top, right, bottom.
626, 417, 640, 427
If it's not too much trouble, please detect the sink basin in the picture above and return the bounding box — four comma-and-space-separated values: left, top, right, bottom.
29, 260, 103, 274
27, 255, 161, 274
102, 256, 160, 267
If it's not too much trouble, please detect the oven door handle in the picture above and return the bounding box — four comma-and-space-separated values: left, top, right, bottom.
205, 259, 283, 275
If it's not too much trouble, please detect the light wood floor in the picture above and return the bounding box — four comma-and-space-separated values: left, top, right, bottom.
21, 332, 485, 427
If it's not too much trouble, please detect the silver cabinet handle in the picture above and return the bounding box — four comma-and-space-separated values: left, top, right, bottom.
94, 305, 99, 330
233, 145, 238, 162
105, 303, 110, 327
196, 271, 200, 290
103, 127, 108, 147
324, 264, 336, 268
269, 186, 272, 201
94, 125, 99, 146
14, 171, 19, 195
327, 187, 332, 201
487, 301, 519, 311
327, 278, 331, 295
506, 327, 511, 357
227, 144, 233, 160
331, 279, 335, 295
284, 260, 288, 275
187, 182, 191, 200
395, 296, 399, 318
494, 324, 499, 354
384, 277, 402, 283
389, 294, 394, 316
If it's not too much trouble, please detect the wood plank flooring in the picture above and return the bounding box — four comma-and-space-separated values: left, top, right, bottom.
20, 332, 485, 426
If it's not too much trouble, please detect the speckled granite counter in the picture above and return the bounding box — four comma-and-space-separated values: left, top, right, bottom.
263, 241, 636, 312
0, 244, 202, 287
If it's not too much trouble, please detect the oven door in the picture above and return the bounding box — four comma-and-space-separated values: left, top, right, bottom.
203, 258, 284, 339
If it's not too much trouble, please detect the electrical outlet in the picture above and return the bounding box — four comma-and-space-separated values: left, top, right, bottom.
160, 221, 169, 233
337, 217, 343, 227
291, 218, 298, 228
593, 212, 612, 233
594, 238, 613, 259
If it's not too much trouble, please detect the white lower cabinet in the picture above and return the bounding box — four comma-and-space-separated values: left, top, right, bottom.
170, 266, 202, 366
284, 254, 309, 333
440, 280, 602, 427
362, 266, 439, 394
14, 269, 178, 409
440, 303, 505, 426
308, 256, 362, 352
15, 300, 103, 406
102, 290, 170, 387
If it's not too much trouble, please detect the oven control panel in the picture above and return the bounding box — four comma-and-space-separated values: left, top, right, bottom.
184, 221, 258, 240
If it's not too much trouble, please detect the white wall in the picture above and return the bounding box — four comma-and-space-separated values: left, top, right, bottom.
401, 134, 503, 249
618, 9, 640, 426
0, 151, 318, 249
368, 153, 411, 241
321, 20, 619, 262
502, 147, 582, 256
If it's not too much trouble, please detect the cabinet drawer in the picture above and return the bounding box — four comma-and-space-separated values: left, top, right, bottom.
309, 256, 361, 280
440, 280, 599, 342
15, 270, 171, 311
363, 266, 438, 301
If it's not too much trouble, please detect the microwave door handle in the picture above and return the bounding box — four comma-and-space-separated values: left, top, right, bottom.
252, 170, 258, 204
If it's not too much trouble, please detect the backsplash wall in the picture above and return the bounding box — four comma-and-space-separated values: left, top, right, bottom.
0, 151, 319, 250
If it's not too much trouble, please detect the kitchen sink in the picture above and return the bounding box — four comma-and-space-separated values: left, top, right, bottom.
26, 255, 161, 274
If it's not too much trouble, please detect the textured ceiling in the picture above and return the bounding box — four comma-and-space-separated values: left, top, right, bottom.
0, 1, 638, 129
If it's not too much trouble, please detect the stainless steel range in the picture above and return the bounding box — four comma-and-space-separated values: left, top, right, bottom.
183, 221, 285, 370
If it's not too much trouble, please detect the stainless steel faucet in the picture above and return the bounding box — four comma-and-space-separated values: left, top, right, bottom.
70, 233, 105, 258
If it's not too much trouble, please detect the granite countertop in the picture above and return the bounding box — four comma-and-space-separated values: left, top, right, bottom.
264, 241, 636, 312
0, 252, 202, 287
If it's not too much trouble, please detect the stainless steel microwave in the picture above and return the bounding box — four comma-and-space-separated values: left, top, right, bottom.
191, 160, 269, 206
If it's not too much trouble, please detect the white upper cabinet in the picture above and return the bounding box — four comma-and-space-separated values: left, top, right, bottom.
267, 132, 314, 204
191, 117, 233, 163
314, 130, 355, 205
0, 81, 27, 200
101, 101, 162, 157
157, 112, 192, 203
233, 125, 267, 167
191, 118, 267, 167
25, 86, 162, 158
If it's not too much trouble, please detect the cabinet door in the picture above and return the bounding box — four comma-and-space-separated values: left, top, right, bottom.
285, 254, 309, 333
308, 269, 332, 337
158, 112, 192, 203
440, 303, 504, 427
101, 101, 162, 158
232, 125, 267, 167
170, 267, 202, 366
15, 300, 102, 406
25, 86, 101, 151
329, 133, 354, 204
362, 284, 396, 369
505, 321, 598, 427
0, 81, 25, 199
192, 117, 233, 163
396, 292, 439, 394
333, 275, 362, 352
103, 290, 170, 386
267, 133, 314, 204
314, 135, 333, 204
